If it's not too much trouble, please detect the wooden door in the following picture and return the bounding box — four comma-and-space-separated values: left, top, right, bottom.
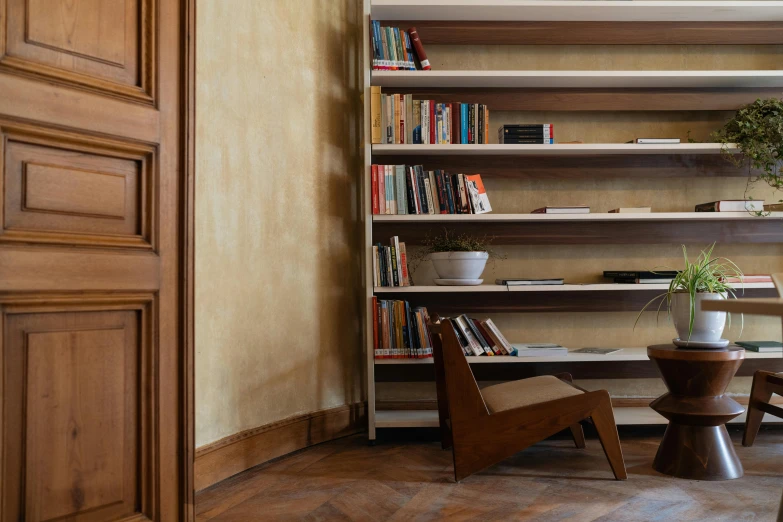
0, 0, 189, 520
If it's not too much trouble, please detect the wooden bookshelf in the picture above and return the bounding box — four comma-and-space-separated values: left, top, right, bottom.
362, 0, 783, 438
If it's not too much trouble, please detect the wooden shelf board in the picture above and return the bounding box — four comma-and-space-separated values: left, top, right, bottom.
374, 346, 782, 364
375, 282, 773, 293
373, 212, 782, 223
373, 408, 782, 428
372, 284, 777, 314
372, 214, 783, 245
371, 1, 783, 22
702, 298, 783, 316
372, 70, 783, 89
372, 143, 736, 156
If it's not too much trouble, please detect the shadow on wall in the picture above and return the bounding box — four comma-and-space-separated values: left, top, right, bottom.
312, 0, 365, 419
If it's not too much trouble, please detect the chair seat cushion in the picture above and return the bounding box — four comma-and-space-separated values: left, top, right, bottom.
481, 375, 584, 413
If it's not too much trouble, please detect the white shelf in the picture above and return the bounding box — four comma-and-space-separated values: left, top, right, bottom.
373, 212, 783, 223
371, 70, 783, 89
375, 408, 783, 428
371, 1, 783, 22
372, 143, 737, 156
374, 346, 782, 364
374, 282, 774, 293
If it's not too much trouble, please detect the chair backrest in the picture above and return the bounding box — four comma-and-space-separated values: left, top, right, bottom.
772, 273, 783, 296
432, 319, 490, 430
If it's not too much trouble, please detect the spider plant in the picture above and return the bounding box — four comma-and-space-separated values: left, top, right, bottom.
633, 244, 744, 340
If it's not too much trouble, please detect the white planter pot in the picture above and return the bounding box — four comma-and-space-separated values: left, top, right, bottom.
430, 251, 489, 280
671, 292, 727, 342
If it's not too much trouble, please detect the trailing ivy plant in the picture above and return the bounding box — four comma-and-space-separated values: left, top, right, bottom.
713, 98, 783, 196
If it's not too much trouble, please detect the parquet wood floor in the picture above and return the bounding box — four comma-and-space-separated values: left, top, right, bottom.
196, 426, 783, 521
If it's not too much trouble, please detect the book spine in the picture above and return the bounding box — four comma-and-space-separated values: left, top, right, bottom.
422, 101, 429, 145
483, 319, 514, 355
389, 244, 399, 286
401, 301, 412, 357
398, 242, 410, 286
468, 104, 475, 144
428, 100, 438, 145
408, 27, 431, 70
474, 319, 501, 355
457, 173, 469, 213
405, 94, 413, 145
423, 176, 436, 216
395, 165, 408, 214
465, 316, 494, 355
416, 166, 430, 214
385, 246, 394, 288
428, 170, 439, 215
478, 105, 484, 146
405, 166, 418, 214
461, 104, 468, 144
371, 164, 379, 215
413, 100, 421, 144
484, 106, 489, 144
372, 297, 379, 357
372, 245, 379, 287
451, 103, 460, 145
434, 170, 448, 214
392, 236, 403, 288
378, 164, 385, 215
371, 86, 382, 144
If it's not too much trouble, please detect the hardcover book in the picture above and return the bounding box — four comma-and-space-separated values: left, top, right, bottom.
695, 200, 764, 212
532, 206, 589, 214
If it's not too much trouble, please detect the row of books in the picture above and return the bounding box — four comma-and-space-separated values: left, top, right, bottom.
373, 299, 434, 358
370, 23, 430, 71
371, 165, 492, 215
448, 315, 514, 356
371, 89, 490, 145
373, 237, 411, 287
498, 124, 555, 145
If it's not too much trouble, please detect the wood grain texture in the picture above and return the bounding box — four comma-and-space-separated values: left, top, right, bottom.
382, 21, 783, 45
0, 0, 189, 518
648, 344, 746, 480
744, 371, 783, 447
373, 219, 783, 246
195, 430, 783, 521
372, 286, 778, 314
379, 88, 783, 112
371, 153, 755, 179
195, 403, 367, 492
2, 0, 154, 101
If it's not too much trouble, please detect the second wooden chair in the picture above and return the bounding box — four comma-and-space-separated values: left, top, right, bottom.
432, 318, 627, 482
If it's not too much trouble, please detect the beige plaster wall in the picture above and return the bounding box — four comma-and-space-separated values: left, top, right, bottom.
195, 0, 363, 447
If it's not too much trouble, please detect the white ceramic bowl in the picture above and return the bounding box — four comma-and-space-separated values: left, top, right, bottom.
430, 251, 489, 280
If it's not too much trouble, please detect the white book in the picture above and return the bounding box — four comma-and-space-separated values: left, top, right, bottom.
634, 138, 680, 144
532, 206, 590, 214
510, 343, 569, 357
482, 319, 513, 355
428, 171, 439, 215
423, 178, 436, 216
454, 316, 485, 356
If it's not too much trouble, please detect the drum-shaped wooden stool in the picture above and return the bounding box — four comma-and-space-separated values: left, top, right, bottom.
647, 344, 745, 480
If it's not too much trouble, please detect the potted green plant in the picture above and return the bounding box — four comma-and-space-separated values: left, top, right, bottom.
416, 230, 503, 286
635, 244, 743, 346
713, 98, 783, 193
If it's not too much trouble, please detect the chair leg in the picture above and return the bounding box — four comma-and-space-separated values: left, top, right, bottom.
743, 373, 773, 447
591, 395, 627, 480
570, 423, 586, 449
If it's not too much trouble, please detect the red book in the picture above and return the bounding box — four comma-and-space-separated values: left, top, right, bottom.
371, 165, 379, 215
408, 27, 431, 70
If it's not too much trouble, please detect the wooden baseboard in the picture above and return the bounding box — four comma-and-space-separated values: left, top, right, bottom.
195, 402, 367, 491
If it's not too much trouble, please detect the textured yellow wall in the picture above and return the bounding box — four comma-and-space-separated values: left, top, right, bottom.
195, 0, 363, 447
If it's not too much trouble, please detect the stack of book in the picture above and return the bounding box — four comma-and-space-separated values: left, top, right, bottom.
735, 341, 783, 353
496, 278, 564, 286
604, 270, 678, 284
373, 298, 434, 359
370, 89, 490, 145
370, 23, 429, 71
695, 200, 764, 212
448, 316, 514, 356
373, 237, 411, 287
371, 165, 491, 215
499, 124, 554, 144
532, 206, 589, 214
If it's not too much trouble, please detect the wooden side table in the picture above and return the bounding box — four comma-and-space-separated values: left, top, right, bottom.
647, 344, 745, 480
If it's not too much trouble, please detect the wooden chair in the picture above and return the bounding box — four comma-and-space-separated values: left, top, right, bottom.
743, 273, 783, 447
431, 319, 627, 482
702, 273, 783, 447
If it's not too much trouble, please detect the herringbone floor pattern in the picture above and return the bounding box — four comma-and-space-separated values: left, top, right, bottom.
196, 427, 783, 521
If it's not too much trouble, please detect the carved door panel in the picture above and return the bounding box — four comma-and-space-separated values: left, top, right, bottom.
0, 0, 185, 520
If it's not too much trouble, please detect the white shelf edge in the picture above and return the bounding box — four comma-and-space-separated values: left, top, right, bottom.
374, 347, 782, 364
371, 70, 783, 89
371, 1, 783, 22
372, 212, 783, 223
374, 408, 783, 428
374, 282, 774, 293
371, 143, 737, 156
